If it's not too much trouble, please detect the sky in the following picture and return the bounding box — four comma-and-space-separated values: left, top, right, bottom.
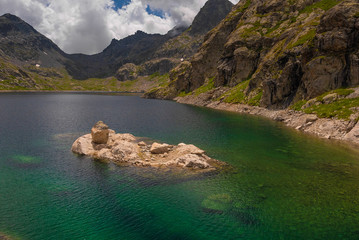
0, 0, 239, 55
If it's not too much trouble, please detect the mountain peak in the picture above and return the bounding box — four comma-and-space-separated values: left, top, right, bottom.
188, 0, 233, 36
0, 13, 37, 36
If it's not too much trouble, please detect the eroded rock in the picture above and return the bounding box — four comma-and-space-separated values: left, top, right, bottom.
91, 121, 109, 144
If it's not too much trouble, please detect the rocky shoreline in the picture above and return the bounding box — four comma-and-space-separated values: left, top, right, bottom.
72, 121, 224, 172
174, 94, 359, 147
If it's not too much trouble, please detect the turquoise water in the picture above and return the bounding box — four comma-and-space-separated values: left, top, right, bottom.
0, 93, 359, 240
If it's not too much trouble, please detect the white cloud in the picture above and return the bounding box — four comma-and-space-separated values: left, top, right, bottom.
0, 0, 240, 54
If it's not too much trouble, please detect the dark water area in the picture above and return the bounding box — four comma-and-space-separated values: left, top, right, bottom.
0, 93, 359, 240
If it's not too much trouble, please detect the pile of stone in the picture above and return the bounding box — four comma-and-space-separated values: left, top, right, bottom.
71, 121, 220, 170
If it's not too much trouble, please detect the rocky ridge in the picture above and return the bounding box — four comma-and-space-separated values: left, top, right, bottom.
146, 0, 359, 109
72, 121, 223, 171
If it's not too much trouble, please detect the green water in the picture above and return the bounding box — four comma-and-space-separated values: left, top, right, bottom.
0, 93, 358, 239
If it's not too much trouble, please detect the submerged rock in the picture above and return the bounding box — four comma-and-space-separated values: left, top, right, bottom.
201, 193, 233, 213
72, 121, 223, 171
0, 233, 13, 240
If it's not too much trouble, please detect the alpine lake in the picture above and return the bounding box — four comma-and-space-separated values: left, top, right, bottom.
0, 93, 359, 240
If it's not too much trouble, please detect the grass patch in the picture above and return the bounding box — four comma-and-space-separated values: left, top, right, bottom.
239, 0, 251, 12
194, 77, 215, 96
240, 22, 262, 38
223, 80, 250, 103
248, 89, 263, 106
316, 88, 355, 101
304, 98, 359, 119
355, 12, 359, 18
265, 20, 285, 36
290, 29, 316, 48
300, 0, 341, 13
178, 91, 192, 97
290, 100, 307, 111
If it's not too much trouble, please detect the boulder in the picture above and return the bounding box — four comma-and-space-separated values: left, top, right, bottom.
112, 141, 139, 162
175, 154, 210, 169
138, 141, 147, 147
91, 121, 109, 144
150, 142, 172, 154
344, 122, 359, 145
322, 93, 338, 104
71, 134, 94, 155
175, 144, 205, 156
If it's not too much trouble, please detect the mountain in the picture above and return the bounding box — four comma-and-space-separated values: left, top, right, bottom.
0, 0, 234, 87
114, 0, 234, 81
188, 0, 234, 36
146, 0, 359, 110
0, 13, 68, 68
65, 30, 179, 79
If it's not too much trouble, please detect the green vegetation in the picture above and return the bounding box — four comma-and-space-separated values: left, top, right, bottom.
316, 88, 355, 101
291, 100, 307, 111
226, 0, 251, 22
194, 76, 215, 96
247, 89, 263, 106
291, 88, 357, 119
178, 91, 192, 97
300, 0, 341, 14
290, 29, 316, 48
239, 0, 251, 13
223, 80, 250, 103
240, 22, 262, 38
355, 12, 359, 18
265, 20, 285, 36
304, 98, 359, 120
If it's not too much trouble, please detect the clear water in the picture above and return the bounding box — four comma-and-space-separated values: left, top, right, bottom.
0, 93, 358, 240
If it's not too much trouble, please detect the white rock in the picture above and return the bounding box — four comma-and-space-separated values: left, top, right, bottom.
150, 142, 171, 154
175, 144, 205, 156
71, 134, 94, 155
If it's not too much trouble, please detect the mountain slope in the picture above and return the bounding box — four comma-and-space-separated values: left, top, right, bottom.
0, 0, 234, 85
146, 0, 359, 111
0, 13, 68, 68
115, 0, 234, 82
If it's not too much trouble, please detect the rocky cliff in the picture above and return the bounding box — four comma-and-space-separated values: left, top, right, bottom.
146, 0, 359, 110
114, 0, 234, 82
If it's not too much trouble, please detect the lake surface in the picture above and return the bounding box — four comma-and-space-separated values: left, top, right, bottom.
0, 93, 359, 240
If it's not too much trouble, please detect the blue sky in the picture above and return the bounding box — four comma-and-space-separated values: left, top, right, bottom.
113, 0, 131, 9
113, 0, 165, 18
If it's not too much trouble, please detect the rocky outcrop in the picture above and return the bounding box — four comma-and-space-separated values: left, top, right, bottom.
148, 0, 359, 110
72, 122, 223, 171
115, 63, 138, 82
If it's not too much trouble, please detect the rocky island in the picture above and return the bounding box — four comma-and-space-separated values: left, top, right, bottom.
72, 121, 222, 171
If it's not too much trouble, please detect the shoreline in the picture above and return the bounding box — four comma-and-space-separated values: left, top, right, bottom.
0, 90, 143, 94
174, 95, 359, 147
